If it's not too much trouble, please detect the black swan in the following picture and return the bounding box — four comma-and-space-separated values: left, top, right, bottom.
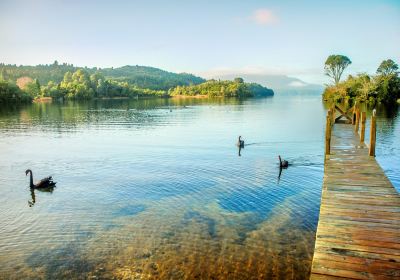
278, 155, 289, 168
25, 169, 56, 189
237, 136, 244, 148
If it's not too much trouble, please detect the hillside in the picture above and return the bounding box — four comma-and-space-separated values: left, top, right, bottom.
0, 62, 205, 91
100, 65, 205, 90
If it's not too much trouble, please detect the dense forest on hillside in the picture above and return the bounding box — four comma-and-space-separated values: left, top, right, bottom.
0, 62, 273, 103
99, 65, 205, 90
0, 62, 205, 90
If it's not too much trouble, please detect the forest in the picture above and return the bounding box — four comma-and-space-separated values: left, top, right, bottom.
0, 62, 273, 103
323, 57, 400, 105
171, 78, 274, 97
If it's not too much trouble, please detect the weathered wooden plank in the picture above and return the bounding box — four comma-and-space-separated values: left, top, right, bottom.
311, 264, 390, 280
318, 214, 400, 225
310, 274, 354, 280
312, 259, 399, 279
316, 228, 400, 243
315, 241, 400, 256
323, 186, 398, 195
313, 251, 400, 269
310, 123, 400, 279
315, 237, 400, 250
320, 202, 400, 213
325, 195, 400, 202
314, 246, 400, 263
319, 208, 400, 221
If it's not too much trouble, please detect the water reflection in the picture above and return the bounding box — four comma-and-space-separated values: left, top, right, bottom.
0, 93, 398, 279
238, 145, 243, 157
278, 166, 283, 183
28, 186, 55, 207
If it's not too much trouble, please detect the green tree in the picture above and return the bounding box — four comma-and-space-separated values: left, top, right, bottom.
0, 80, 32, 103
25, 79, 41, 98
377, 59, 398, 77
234, 77, 244, 83
324, 55, 352, 85
0, 68, 9, 81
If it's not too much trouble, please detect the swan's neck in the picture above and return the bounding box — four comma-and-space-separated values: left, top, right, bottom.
29, 171, 34, 188
278, 156, 282, 164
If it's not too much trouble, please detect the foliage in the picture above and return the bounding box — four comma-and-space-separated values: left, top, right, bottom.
42, 69, 165, 100
0, 62, 205, 91
0, 61, 77, 85
246, 83, 274, 97
100, 65, 205, 90
324, 55, 352, 85
234, 77, 244, 83
170, 79, 273, 97
377, 59, 399, 77
323, 59, 400, 104
0, 62, 274, 102
0, 79, 32, 103
25, 79, 41, 98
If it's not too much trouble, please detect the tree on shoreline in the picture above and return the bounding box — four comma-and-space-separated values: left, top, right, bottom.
323, 58, 400, 104
324, 55, 352, 85
377, 59, 398, 77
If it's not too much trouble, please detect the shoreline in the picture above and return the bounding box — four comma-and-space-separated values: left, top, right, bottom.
171, 94, 210, 99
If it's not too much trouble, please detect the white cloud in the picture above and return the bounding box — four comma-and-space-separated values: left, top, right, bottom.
288, 81, 307, 87
251, 9, 278, 26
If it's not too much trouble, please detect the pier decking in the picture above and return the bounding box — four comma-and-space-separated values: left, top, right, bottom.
310, 120, 400, 279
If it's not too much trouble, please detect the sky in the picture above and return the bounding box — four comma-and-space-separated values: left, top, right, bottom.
0, 0, 399, 84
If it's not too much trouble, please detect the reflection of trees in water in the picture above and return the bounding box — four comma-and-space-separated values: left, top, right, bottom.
0, 97, 251, 132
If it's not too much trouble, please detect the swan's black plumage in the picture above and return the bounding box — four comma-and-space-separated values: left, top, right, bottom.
25, 169, 56, 189
278, 155, 289, 168
237, 136, 244, 148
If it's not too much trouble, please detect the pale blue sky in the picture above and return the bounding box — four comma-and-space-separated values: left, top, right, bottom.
0, 0, 399, 84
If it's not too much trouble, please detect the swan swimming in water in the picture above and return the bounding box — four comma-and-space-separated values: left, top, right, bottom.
278, 155, 289, 168
25, 169, 56, 189
237, 136, 244, 148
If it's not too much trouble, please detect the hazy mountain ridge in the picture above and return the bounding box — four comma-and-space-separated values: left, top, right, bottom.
212, 73, 323, 91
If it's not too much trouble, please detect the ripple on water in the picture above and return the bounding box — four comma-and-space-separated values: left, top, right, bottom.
0, 97, 397, 279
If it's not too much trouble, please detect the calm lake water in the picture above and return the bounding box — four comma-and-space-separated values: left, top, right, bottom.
0, 92, 398, 279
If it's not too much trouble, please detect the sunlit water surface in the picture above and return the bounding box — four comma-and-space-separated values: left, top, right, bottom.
0, 92, 398, 279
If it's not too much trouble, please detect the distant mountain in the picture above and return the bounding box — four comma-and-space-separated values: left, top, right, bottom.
0, 63, 205, 91
100, 65, 205, 90
212, 73, 323, 91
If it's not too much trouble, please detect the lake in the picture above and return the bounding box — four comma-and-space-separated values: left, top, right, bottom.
0, 92, 398, 279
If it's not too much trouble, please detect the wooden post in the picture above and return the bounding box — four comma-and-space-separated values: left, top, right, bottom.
352, 101, 357, 125
369, 109, 376, 157
360, 112, 366, 142
327, 108, 332, 127
325, 113, 332, 155
331, 105, 335, 125
355, 109, 360, 133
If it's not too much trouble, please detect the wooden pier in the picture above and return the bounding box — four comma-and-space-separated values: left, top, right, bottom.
310, 107, 400, 279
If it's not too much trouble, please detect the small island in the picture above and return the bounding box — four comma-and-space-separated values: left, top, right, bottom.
0, 63, 273, 103
170, 77, 274, 98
